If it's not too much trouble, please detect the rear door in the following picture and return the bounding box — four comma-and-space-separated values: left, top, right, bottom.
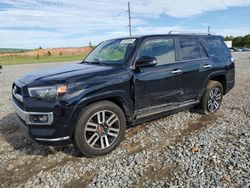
133, 36, 185, 111
175, 37, 209, 101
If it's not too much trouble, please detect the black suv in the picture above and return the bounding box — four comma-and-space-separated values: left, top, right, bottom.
12, 34, 235, 156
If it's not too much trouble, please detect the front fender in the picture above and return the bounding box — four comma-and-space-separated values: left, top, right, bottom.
75, 90, 134, 117
63, 90, 134, 137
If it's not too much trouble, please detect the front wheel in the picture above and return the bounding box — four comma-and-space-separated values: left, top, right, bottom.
200, 80, 223, 114
74, 101, 126, 157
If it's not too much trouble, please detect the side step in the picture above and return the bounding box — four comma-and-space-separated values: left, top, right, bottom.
135, 100, 199, 119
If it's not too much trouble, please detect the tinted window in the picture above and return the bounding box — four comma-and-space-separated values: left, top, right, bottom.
138, 38, 175, 65
85, 39, 137, 65
200, 44, 207, 58
179, 38, 202, 60
200, 36, 230, 56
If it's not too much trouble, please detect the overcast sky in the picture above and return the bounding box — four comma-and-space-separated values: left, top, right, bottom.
0, 0, 250, 49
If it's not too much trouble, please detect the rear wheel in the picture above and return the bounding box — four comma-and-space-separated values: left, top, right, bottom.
200, 80, 223, 114
74, 101, 126, 157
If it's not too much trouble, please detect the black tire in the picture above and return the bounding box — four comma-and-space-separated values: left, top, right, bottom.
200, 80, 223, 114
74, 100, 126, 157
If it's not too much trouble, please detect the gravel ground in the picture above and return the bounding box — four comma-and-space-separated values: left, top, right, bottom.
0, 53, 249, 188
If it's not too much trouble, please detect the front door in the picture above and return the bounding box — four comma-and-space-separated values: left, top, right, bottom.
133, 37, 183, 111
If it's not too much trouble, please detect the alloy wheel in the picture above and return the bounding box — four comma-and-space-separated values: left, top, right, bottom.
84, 110, 120, 150
207, 87, 222, 112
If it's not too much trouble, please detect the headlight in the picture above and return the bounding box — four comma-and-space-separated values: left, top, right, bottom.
28, 85, 67, 100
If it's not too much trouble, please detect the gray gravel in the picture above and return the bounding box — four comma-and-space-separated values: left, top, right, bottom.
0, 53, 249, 187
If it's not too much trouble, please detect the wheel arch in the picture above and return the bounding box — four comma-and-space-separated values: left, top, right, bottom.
208, 74, 226, 95
201, 71, 227, 96
74, 91, 134, 124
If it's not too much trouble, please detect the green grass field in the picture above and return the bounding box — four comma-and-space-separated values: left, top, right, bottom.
0, 55, 85, 65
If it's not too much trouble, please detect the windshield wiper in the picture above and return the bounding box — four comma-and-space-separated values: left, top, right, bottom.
82, 59, 109, 66
81, 60, 100, 64
88, 61, 107, 66
81, 60, 90, 64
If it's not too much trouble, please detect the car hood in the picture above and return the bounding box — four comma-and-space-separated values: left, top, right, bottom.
19, 63, 114, 86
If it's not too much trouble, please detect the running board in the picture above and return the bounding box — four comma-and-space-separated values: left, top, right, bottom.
135, 100, 199, 119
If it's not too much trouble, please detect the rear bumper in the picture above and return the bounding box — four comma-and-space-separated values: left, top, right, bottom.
225, 80, 235, 94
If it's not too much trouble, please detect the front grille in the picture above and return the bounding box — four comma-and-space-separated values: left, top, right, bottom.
12, 83, 24, 106
14, 84, 21, 95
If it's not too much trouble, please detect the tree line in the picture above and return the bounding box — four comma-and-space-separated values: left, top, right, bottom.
225, 34, 250, 48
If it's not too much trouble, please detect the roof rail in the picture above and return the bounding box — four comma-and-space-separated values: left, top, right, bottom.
168, 31, 211, 35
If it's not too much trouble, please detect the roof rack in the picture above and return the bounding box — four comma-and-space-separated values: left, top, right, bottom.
168, 31, 211, 35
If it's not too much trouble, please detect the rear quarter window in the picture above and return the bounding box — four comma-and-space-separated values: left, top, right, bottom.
200, 36, 230, 57
178, 38, 206, 61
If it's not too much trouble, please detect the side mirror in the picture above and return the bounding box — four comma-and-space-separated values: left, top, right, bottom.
135, 56, 157, 68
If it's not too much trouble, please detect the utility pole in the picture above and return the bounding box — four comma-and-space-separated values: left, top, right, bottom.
11, 49, 16, 65
208, 26, 211, 34
127, 1, 132, 36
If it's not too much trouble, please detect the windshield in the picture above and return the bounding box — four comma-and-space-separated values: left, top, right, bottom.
84, 38, 137, 65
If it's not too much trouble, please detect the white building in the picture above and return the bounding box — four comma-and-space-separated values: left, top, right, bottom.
225, 41, 232, 48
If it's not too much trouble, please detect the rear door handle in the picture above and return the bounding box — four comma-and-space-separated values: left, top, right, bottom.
203, 64, 212, 69
171, 69, 182, 74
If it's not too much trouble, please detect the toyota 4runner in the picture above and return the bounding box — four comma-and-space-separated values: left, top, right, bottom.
12, 34, 235, 156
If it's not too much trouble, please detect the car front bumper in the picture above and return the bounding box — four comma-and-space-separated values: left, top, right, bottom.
12, 100, 72, 145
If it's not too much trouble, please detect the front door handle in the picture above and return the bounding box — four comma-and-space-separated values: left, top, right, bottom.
171, 69, 182, 74
203, 64, 212, 69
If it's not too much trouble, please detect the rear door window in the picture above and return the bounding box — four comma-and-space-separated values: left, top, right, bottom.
199, 44, 208, 58
179, 38, 203, 60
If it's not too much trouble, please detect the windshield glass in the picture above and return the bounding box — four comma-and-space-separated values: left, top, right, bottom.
84, 38, 137, 65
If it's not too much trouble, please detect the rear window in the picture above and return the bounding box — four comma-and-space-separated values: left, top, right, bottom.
200, 36, 230, 56
179, 38, 205, 60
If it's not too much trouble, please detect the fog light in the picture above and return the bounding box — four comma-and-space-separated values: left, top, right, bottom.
29, 114, 49, 123
39, 115, 48, 122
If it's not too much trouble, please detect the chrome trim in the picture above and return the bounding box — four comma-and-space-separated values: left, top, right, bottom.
171, 69, 182, 74
168, 31, 210, 35
12, 86, 23, 102
35, 136, 70, 142
203, 64, 212, 69
12, 100, 54, 125
176, 57, 209, 63
136, 100, 199, 119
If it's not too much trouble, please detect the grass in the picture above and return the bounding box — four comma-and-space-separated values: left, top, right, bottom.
0, 55, 85, 65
